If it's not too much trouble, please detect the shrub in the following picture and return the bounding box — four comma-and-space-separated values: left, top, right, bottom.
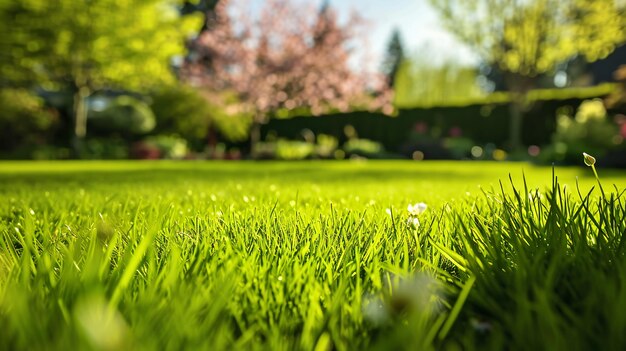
545, 99, 622, 164
261, 92, 613, 155
90, 95, 156, 135
151, 87, 254, 146
343, 138, 385, 158
79, 138, 129, 159
443, 137, 475, 159
141, 135, 188, 159
0, 89, 58, 152
315, 134, 339, 158
150, 86, 213, 141
275, 140, 315, 160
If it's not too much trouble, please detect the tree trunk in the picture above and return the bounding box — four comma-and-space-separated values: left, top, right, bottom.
72, 85, 90, 158
508, 100, 523, 152
503, 72, 534, 153
249, 121, 261, 158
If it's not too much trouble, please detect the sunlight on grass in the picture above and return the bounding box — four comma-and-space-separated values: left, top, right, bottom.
0, 161, 624, 350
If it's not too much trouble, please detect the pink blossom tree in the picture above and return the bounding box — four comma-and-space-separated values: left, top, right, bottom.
182, 0, 393, 147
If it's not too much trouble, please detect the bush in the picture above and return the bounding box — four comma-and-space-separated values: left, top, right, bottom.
315, 134, 338, 158
275, 140, 315, 160
150, 86, 213, 141
251, 132, 338, 160
443, 136, 475, 159
544, 99, 622, 164
79, 138, 129, 159
343, 138, 385, 158
0, 89, 58, 152
90, 95, 156, 135
151, 87, 254, 147
261, 93, 614, 156
141, 135, 188, 159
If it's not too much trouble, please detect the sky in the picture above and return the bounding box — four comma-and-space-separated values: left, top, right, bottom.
248, 0, 481, 68
326, 0, 479, 67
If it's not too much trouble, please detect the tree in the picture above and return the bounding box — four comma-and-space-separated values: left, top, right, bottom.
429, 0, 626, 151
0, 89, 58, 153
182, 0, 392, 149
0, 0, 201, 154
381, 28, 406, 88
180, 0, 220, 31
394, 58, 485, 107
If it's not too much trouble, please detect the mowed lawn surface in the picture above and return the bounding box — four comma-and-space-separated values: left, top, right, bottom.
2, 160, 625, 206
0, 161, 625, 350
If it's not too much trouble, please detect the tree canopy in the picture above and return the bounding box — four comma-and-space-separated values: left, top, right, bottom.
182, 0, 392, 145
381, 29, 406, 88
430, 0, 626, 78
0, 0, 201, 144
429, 0, 626, 150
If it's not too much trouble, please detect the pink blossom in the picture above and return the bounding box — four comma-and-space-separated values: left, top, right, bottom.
181, 0, 393, 124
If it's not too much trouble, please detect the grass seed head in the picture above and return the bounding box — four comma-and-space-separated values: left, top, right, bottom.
583, 152, 596, 167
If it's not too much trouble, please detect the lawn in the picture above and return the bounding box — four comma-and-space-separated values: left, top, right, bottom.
0, 160, 625, 350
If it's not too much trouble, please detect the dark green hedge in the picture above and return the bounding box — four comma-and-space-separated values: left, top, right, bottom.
261, 97, 605, 154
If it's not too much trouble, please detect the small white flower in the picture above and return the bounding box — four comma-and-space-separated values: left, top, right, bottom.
385, 208, 392, 216
407, 202, 427, 216
407, 216, 420, 228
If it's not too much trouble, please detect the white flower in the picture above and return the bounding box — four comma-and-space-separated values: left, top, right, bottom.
385, 208, 392, 216
407, 216, 420, 228
407, 202, 427, 216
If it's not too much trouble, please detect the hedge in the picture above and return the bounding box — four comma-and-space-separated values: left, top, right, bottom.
261, 90, 617, 154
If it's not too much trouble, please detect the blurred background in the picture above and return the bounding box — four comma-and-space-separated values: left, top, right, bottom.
1, 0, 625, 165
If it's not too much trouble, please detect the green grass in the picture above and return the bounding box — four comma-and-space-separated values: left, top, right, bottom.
0, 161, 625, 350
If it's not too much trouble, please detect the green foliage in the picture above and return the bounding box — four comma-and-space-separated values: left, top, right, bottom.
0, 0, 202, 143
394, 59, 617, 108
149, 86, 253, 145
315, 134, 339, 158
275, 140, 315, 160
252, 133, 339, 160
0, 0, 201, 89
142, 135, 188, 159
343, 138, 385, 157
0, 89, 58, 151
0, 161, 625, 350
430, 0, 626, 77
381, 29, 405, 88
79, 138, 129, 159
394, 59, 486, 108
443, 137, 475, 159
264, 92, 615, 156
90, 96, 156, 135
430, 0, 625, 150
546, 99, 621, 163
208, 93, 255, 142
150, 85, 213, 141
